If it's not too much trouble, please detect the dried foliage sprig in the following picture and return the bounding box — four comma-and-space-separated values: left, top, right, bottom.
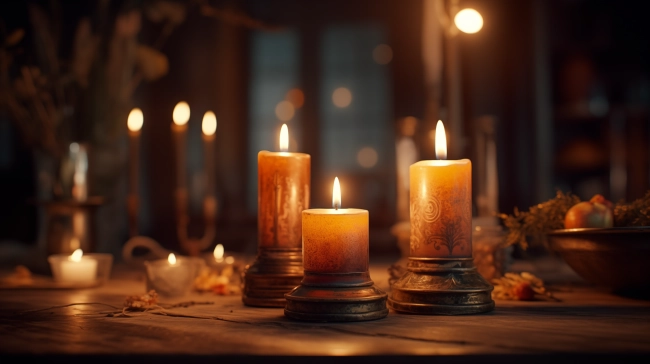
498, 191, 580, 249
499, 190, 650, 249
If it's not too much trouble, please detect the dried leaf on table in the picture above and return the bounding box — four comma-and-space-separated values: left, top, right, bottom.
491, 272, 558, 301
136, 45, 169, 81
124, 290, 159, 310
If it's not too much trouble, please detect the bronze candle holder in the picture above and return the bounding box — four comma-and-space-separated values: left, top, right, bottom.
284, 270, 388, 322
242, 247, 303, 307
388, 257, 494, 315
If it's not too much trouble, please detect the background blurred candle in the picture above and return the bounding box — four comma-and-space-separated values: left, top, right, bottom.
127, 108, 143, 237
410, 120, 472, 258
202, 111, 217, 200
59, 249, 97, 283
302, 177, 369, 273
258, 124, 310, 248
172, 102, 190, 191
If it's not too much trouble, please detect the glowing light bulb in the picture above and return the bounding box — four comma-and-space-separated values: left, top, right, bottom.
454, 8, 483, 34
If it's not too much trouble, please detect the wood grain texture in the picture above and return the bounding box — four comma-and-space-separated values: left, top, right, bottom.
0, 260, 649, 358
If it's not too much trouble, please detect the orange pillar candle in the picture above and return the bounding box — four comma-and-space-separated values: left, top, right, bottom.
258, 124, 310, 248
302, 177, 369, 273
410, 120, 472, 258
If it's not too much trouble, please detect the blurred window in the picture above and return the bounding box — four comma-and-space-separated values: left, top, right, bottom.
247, 30, 301, 214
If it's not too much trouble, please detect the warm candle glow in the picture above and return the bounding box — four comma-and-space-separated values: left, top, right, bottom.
202, 111, 217, 136
213, 244, 224, 261
127, 108, 143, 132
172, 102, 190, 126
168, 253, 177, 265
454, 8, 483, 34
333, 177, 341, 210
280, 124, 289, 152
69, 249, 83, 262
435, 120, 447, 160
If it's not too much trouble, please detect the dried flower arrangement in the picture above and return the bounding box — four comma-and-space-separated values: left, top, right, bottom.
0, 1, 185, 159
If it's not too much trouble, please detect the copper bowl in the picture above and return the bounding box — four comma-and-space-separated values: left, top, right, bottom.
546, 227, 650, 293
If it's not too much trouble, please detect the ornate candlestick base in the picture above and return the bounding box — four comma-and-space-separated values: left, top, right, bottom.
243, 248, 303, 307
388, 257, 494, 315
284, 272, 388, 322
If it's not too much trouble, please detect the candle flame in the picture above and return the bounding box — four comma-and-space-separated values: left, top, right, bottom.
213, 244, 224, 261
173, 102, 190, 126
202, 111, 217, 136
127, 108, 143, 132
168, 253, 177, 265
70, 249, 83, 262
435, 120, 447, 160
280, 124, 289, 152
333, 177, 341, 210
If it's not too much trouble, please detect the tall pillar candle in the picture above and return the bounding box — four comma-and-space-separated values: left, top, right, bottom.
258, 124, 310, 249
410, 120, 472, 258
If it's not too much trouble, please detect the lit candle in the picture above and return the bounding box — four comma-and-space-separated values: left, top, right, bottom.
202, 111, 217, 199
302, 177, 369, 273
127, 108, 143, 237
172, 102, 190, 191
58, 249, 98, 284
258, 124, 310, 248
208, 243, 235, 274
410, 120, 472, 258
144, 253, 196, 297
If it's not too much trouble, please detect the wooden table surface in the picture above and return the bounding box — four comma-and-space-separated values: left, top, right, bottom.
1, 256, 649, 362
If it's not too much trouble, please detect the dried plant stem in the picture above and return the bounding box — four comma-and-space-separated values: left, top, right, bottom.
19, 302, 121, 315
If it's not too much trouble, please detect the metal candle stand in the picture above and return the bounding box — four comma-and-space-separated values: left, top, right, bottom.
388, 257, 494, 315
284, 270, 388, 322
242, 248, 303, 307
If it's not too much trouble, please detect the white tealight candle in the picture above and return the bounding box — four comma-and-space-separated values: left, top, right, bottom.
59, 249, 98, 284
145, 253, 196, 297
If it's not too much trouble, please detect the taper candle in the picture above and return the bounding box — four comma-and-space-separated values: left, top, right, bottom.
258, 124, 310, 248
172, 102, 190, 191
410, 120, 472, 258
127, 108, 143, 237
202, 111, 217, 199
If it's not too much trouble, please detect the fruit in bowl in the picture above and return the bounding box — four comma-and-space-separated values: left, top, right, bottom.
564, 194, 613, 229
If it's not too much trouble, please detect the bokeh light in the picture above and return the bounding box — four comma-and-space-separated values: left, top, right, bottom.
275, 100, 295, 121
285, 88, 305, 108
373, 44, 393, 65
454, 8, 483, 34
357, 147, 378, 168
332, 87, 352, 108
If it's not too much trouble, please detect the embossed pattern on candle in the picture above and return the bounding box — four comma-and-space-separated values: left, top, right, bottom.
258, 151, 310, 248
410, 160, 472, 258
302, 209, 369, 273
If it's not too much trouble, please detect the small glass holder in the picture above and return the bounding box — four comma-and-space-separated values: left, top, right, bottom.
144, 257, 199, 297
472, 225, 512, 280
84, 253, 113, 284
48, 254, 99, 286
